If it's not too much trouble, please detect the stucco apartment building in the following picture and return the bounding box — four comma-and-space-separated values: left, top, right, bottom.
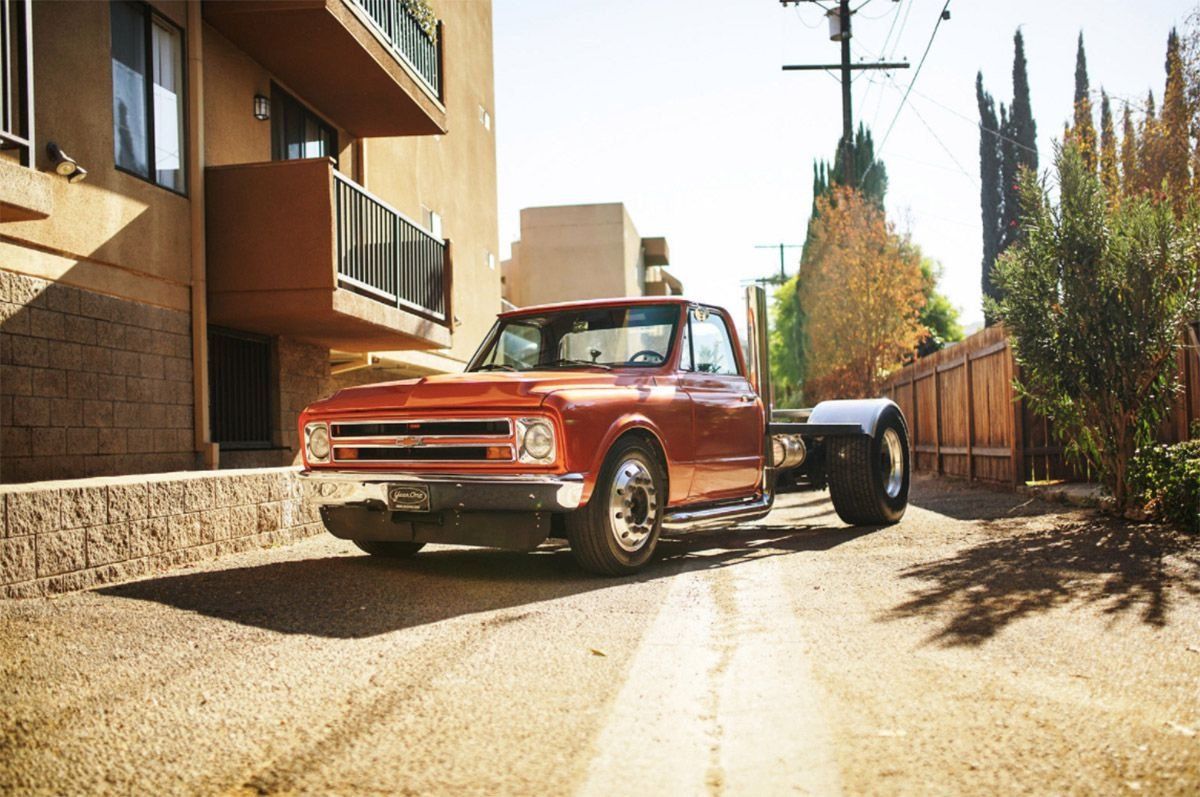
0, 0, 499, 595
501, 203, 682, 308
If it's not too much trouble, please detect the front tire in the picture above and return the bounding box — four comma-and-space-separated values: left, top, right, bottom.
566, 437, 665, 576
827, 405, 909, 526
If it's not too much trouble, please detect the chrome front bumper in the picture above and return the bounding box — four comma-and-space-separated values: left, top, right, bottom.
299, 470, 586, 513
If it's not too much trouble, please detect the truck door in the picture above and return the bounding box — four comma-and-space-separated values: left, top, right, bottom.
679, 306, 764, 501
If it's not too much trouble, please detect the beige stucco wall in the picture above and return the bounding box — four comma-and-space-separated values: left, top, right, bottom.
2, 0, 500, 482
363, 0, 500, 364
4, 0, 193, 313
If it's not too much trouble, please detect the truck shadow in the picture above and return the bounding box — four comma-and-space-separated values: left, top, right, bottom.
97, 522, 875, 639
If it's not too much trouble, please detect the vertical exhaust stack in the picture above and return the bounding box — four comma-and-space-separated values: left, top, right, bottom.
745, 285, 772, 416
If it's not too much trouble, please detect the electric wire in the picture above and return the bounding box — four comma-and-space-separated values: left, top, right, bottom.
865, 0, 952, 180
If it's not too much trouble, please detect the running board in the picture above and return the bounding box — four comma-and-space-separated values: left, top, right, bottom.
662, 494, 774, 531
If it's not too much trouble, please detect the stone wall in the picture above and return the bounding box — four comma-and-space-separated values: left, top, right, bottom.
0, 467, 321, 598
0, 270, 197, 483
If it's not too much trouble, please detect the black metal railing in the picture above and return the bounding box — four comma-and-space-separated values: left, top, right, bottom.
0, 0, 33, 167
349, 0, 441, 98
334, 170, 447, 323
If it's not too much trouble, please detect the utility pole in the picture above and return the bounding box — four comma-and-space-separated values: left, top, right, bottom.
780, 0, 909, 188
754, 243, 804, 283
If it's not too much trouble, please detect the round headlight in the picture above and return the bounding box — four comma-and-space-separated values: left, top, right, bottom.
308, 425, 330, 460
523, 421, 554, 460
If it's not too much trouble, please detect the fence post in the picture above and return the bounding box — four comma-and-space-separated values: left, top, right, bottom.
1009, 348, 1024, 487
965, 352, 975, 482
910, 373, 918, 471
933, 365, 942, 476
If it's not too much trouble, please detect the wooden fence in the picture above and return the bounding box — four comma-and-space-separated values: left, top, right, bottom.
879, 324, 1200, 486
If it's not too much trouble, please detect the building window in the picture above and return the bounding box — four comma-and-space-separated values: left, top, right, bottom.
485, 249, 495, 271
479, 104, 491, 131
1, 0, 34, 167
110, 1, 186, 192
208, 328, 273, 449
271, 85, 337, 165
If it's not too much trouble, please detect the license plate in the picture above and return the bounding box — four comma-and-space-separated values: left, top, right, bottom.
387, 484, 430, 512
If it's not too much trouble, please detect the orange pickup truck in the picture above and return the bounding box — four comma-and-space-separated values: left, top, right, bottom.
299, 287, 910, 575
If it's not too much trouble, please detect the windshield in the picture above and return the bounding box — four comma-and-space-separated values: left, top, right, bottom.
469, 304, 680, 371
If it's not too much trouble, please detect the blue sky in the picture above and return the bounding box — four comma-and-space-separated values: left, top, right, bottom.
494, 0, 1194, 328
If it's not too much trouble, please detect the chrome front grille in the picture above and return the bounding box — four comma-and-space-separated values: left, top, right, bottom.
329, 417, 515, 464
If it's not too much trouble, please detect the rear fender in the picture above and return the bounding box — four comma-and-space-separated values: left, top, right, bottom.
807, 398, 904, 438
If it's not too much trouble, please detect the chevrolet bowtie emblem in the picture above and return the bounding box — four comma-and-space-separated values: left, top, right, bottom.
394, 436, 425, 447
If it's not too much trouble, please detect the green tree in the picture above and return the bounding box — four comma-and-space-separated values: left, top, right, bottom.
1099, 90, 1120, 197
1121, 102, 1138, 196
917, 258, 965, 356
769, 275, 806, 408
978, 31, 1038, 325
994, 143, 1200, 507
1009, 30, 1039, 175
1163, 28, 1191, 209
977, 73, 1004, 324
1069, 33, 1098, 171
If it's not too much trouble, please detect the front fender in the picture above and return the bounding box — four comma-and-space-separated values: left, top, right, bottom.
808, 398, 903, 438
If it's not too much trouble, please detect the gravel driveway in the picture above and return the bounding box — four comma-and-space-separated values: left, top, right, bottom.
1, 475, 1197, 795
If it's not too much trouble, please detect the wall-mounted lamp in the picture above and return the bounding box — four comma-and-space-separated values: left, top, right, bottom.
46, 141, 88, 183
253, 93, 270, 121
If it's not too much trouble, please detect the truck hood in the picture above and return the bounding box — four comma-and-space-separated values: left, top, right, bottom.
306, 370, 644, 416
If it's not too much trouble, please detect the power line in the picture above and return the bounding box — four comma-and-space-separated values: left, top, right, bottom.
905, 83, 1039, 157
865, 0, 952, 180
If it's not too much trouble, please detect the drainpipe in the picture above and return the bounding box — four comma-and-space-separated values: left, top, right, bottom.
187, 0, 218, 469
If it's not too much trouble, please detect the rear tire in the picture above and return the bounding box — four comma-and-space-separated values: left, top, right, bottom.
352, 539, 426, 558
828, 405, 909, 526
566, 437, 665, 576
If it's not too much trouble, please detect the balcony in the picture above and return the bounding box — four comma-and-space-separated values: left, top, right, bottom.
205, 158, 451, 352
202, 0, 446, 137
644, 266, 683, 297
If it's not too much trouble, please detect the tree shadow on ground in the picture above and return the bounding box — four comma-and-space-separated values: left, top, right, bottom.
98, 520, 876, 639
885, 512, 1200, 647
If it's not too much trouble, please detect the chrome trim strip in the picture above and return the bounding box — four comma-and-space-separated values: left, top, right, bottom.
661, 494, 774, 531
329, 417, 514, 440
300, 470, 586, 511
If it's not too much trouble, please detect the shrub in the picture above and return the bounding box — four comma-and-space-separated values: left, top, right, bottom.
1129, 439, 1200, 532
994, 142, 1200, 507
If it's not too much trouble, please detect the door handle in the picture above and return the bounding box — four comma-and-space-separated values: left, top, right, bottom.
739, 394, 756, 403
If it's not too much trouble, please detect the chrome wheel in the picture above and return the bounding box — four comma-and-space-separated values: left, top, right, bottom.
607, 458, 658, 553
881, 427, 905, 499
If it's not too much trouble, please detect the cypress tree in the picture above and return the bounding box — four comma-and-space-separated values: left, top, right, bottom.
999, 103, 1020, 254
1139, 90, 1163, 194
976, 72, 1003, 323
1120, 102, 1138, 195
1010, 30, 1038, 174
1162, 28, 1190, 209
1099, 90, 1120, 197
1072, 32, 1097, 171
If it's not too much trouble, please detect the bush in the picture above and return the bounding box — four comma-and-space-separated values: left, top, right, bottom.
1129, 439, 1200, 532
993, 142, 1200, 508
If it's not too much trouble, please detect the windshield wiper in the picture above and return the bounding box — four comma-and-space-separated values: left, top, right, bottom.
539, 358, 612, 371
475, 363, 518, 372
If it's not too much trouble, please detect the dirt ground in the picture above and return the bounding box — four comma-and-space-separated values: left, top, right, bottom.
1, 475, 1197, 795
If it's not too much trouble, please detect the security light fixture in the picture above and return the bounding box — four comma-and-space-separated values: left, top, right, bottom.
253, 93, 270, 121
46, 141, 88, 183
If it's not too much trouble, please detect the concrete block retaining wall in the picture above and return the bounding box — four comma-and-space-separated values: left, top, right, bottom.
0, 467, 322, 598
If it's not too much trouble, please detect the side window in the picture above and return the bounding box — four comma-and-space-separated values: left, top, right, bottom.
490, 324, 539, 369
111, 0, 186, 192
690, 309, 738, 375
